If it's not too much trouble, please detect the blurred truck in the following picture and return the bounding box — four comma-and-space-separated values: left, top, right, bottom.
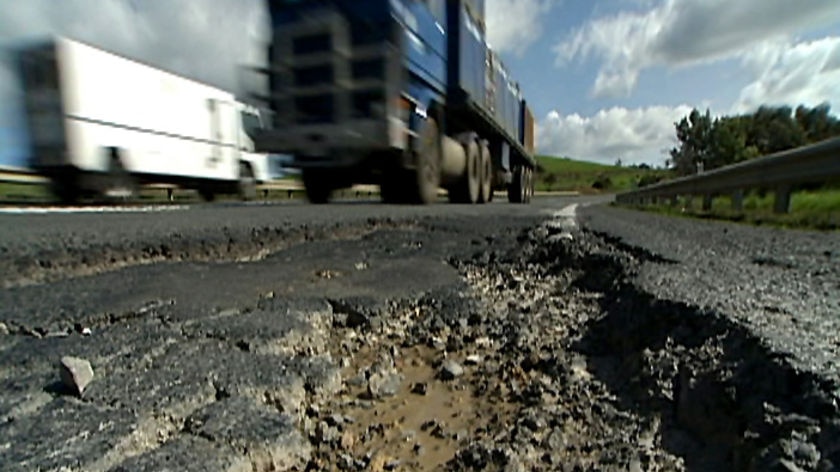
253, 0, 536, 204
18, 37, 271, 203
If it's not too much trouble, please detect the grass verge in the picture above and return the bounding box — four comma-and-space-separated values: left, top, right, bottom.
536, 156, 671, 194
0, 180, 309, 205
621, 188, 840, 231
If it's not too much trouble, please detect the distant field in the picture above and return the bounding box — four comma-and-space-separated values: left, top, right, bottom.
535, 156, 672, 194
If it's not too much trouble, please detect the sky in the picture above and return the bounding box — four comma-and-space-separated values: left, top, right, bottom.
1, 0, 839, 167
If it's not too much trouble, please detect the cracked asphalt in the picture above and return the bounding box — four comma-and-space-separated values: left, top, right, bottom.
1, 197, 838, 471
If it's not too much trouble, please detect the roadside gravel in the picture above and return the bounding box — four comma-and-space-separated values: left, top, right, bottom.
578, 205, 840, 386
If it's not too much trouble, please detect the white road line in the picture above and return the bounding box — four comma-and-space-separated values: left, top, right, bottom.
0, 205, 190, 214
542, 203, 579, 238
553, 203, 579, 220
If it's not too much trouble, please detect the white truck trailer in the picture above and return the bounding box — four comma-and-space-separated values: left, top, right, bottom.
18, 36, 270, 202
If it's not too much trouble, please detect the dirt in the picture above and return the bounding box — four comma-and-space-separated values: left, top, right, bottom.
337, 345, 509, 470
295, 212, 840, 471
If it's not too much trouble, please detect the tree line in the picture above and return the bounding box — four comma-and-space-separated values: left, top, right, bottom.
669, 103, 840, 176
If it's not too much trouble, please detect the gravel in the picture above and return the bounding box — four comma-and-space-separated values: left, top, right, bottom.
578, 205, 840, 386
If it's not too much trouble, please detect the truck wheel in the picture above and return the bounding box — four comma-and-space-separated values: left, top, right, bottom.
478, 141, 492, 204
302, 170, 332, 204
466, 141, 480, 203
51, 178, 81, 204
527, 167, 535, 202
106, 148, 136, 201
449, 140, 480, 203
507, 166, 524, 203
198, 187, 216, 202
522, 167, 530, 203
381, 168, 407, 204
522, 167, 531, 203
408, 117, 441, 204
238, 162, 257, 201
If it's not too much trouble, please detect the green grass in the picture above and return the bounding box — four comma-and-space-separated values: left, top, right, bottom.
0, 179, 308, 204
626, 188, 840, 231
0, 182, 53, 202
535, 155, 672, 194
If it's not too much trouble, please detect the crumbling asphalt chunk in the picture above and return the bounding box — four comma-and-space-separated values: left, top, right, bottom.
107, 435, 242, 472
183, 395, 311, 470
0, 397, 136, 471
58, 355, 94, 396
181, 297, 332, 357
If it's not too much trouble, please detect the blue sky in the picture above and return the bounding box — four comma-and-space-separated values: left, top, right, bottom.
1, 0, 839, 167
486, 0, 840, 164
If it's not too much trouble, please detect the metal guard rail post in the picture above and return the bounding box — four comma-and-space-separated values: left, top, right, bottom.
615, 137, 840, 213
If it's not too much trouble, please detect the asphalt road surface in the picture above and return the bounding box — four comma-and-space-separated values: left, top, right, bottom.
1, 197, 837, 471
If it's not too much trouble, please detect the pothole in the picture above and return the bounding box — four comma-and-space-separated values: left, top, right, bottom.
294, 219, 840, 471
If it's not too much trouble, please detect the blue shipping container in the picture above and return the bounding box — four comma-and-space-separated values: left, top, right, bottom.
446, 0, 486, 107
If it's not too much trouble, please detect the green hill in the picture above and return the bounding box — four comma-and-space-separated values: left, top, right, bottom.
535, 156, 672, 194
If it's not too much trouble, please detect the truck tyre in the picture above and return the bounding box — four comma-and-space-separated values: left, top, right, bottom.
449, 140, 480, 203
478, 141, 492, 204
106, 148, 136, 201
522, 167, 531, 203
527, 167, 535, 202
407, 117, 441, 204
198, 186, 217, 202
381, 168, 407, 204
302, 170, 332, 204
466, 141, 480, 203
51, 178, 81, 204
238, 162, 257, 201
507, 166, 524, 203
523, 167, 531, 203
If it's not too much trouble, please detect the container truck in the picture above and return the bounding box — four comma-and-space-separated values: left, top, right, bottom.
253, 0, 536, 204
18, 37, 272, 203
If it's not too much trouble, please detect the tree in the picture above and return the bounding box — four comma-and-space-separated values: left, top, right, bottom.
670, 103, 840, 176
670, 108, 713, 175
747, 105, 805, 155
708, 116, 758, 169
796, 103, 840, 143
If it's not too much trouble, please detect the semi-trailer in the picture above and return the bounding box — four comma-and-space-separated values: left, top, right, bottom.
18, 36, 272, 203
253, 0, 536, 204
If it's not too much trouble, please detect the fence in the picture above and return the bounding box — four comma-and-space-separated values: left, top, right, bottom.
615, 137, 840, 213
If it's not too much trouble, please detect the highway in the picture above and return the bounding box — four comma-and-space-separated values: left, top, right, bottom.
0, 197, 838, 471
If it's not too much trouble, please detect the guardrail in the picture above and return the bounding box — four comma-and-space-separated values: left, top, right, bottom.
615, 137, 840, 213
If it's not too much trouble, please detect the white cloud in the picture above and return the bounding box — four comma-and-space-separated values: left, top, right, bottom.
734, 36, 840, 113
538, 105, 693, 165
486, 0, 552, 55
556, 0, 840, 97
